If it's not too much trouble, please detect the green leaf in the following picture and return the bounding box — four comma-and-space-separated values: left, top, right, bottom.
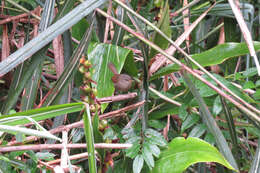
93, 113, 105, 161
142, 143, 154, 170
146, 136, 167, 147
0, 102, 84, 126
255, 80, 260, 87
188, 124, 206, 138
213, 96, 222, 115
151, 42, 260, 80
148, 120, 166, 129
194, 75, 217, 97
149, 104, 178, 120
72, 19, 89, 41
212, 74, 256, 103
35, 152, 55, 161
0, 125, 61, 142
133, 155, 144, 173
178, 104, 188, 121
181, 114, 200, 133
253, 89, 260, 100
242, 67, 257, 78
146, 142, 160, 158
83, 103, 97, 173
126, 141, 141, 159
88, 43, 133, 112
152, 137, 237, 173
243, 81, 255, 89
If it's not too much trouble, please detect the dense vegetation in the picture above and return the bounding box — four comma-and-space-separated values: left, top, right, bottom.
0, 0, 259, 172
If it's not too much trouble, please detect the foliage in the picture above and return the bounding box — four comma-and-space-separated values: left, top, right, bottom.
0, 0, 259, 173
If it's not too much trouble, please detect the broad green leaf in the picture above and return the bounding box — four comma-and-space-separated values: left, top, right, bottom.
152, 137, 237, 173
151, 42, 260, 80
133, 155, 144, 173
88, 43, 133, 112
0, 102, 84, 126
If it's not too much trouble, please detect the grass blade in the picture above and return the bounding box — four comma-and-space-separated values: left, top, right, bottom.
83, 103, 97, 173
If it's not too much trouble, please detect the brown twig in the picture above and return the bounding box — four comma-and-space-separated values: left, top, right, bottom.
97, 92, 137, 103
99, 100, 145, 119
0, 7, 41, 25
47, 152, 89, 165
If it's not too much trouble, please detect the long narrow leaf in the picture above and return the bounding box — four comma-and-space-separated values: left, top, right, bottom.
83, 103, 97, 173
0, 102, 84, 126
0, 125, 61, 142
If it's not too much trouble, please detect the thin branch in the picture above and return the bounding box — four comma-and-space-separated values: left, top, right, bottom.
0, 143, 132, 152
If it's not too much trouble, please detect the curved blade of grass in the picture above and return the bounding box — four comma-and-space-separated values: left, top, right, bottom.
0, 102, 84, 126
0, 0, 107, 76
83, 103, 97, 173
182, 71, 238, 170
0, 125, 61, 142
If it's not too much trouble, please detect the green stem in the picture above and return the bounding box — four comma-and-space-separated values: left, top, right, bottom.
83, 103, 97, 173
